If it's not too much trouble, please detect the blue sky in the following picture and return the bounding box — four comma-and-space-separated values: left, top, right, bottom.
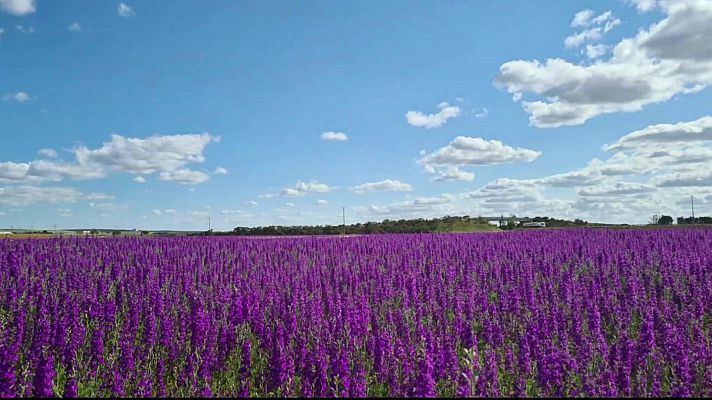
2, 0, 712, 230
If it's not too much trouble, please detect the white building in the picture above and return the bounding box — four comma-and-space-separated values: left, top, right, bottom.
522, 221, 546, 228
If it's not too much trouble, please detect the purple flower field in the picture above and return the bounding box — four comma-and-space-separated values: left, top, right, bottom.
1, 229, 712, 397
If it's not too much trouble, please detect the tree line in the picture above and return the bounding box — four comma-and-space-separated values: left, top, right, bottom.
203, 215, 592, 236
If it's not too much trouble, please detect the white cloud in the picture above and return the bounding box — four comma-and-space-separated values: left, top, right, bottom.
0, 0, 35, 16
246, 200, 258, 206
118, 3, 134, 17
564, 10, 620, 49
3, 92, 33, 103
565, 28, 603, 49
316, 199, 328, 205
0, 29, 4, 41
0, 186, 83, 206
280, 180, 332, 196
655, 171, 712, 187
432, 167, 476, 182
0, 133, 219, 185
442, 114, 712, 223
358, 194, 459, 219
585, 44, 609, 59
571, 9, 595, 27
321, 131, 349, 141
628, 0, 659, 12
213, 166, 228, 175
68, 22, 82, 32
495, 1, 712, 127
420, 136, 541, 167
74, 133, 215, 175
350, 179, 413, 194
577, 181, 657, 196
285, 202, 295, 207
86, 192, 113, 201
133, 176, 146, 183
605, 116, 712, 151
221, 209, 243, 215
405, 102, 462, 129
158, 169, 210, 185
37, 148, 58, 158
15, 24, 33, 33
258, 193, 275, 199
474, 107, 488, 119
152, 209, 161, 215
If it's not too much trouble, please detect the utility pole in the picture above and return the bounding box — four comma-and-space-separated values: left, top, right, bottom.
208, 217, 211, 231
342, 207, 346, 236
691, 195, 695, 224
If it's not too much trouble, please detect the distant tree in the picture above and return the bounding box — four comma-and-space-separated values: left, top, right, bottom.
649, 215, 660, 225
658, 215, 673, 225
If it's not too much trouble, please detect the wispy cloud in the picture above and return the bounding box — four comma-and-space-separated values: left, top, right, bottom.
3, 91, 33, 103
118, 3, 135, 17
405, 102, 462, 129
321, 131, 349, 141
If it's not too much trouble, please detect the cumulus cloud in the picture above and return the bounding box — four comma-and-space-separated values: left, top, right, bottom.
316, 199, 328, 205
432, 167, 476, 182
405, 102, 462, 129
419, 136, 541, 168
628, 0, 659, 12
280, 180, 332, 197
446, 114, 712, 223
0, 186, 85, 206
655, 171, 712, 187
571, 9, 596, 27
118, 3, 134, 17
321, 131, 349, 141
605, 115, 712, 151
68, 22, 82, 32
75, 133, 215, 174
495, 0, 712, 127
3, 91, 33, 103
350, 179, 413, 194
0, 0, 35, 16
133, 176, 146, 183
213, 167, 228, 175
585, 44, 609, 59
0, 133, 218, 185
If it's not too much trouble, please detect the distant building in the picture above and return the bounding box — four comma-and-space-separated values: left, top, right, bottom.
0, 231, 13, 235
522, 221, 546, 228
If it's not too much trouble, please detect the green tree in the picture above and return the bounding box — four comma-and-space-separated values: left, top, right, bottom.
658, 215, 673, 225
